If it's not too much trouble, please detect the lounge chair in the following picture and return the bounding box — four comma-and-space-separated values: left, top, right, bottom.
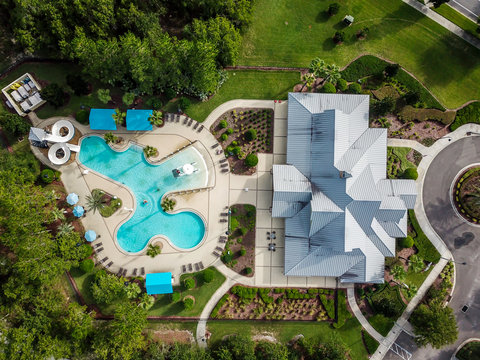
213, 251, 221, 257
193, 122, 199, 130
176, 114, 180, 122
215, 246, 223, 252
219, 158, 227, 163
188, 118, 193, 126
220, 218, 227, 223
10, 90, 22, 102
141, 267, 145, 275
182, 265, 187, 273
199, 261, 204, 270
197, 125, 204, 133
117, 267, 123, 275
211, 143, 219, 149
97, 256, 108, 265
105, 261, 113, 269
94, 242, 103, 248
183, 117, 188, 125
195, 263, 200, 271
220, 236, 227, 240
188, 263, 193, 272
219, 238, 226, 243
95, 247, 104, 253
133, 268, 137, 276
221, 169, 229, 173
122, 269, 127, 276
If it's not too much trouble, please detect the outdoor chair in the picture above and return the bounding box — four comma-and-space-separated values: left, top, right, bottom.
95, 247, 104, 253
182, 265, 187, 273
122, 269, 127, 276
117, 267, 123, 275
94, 242, 103, 248
219, 158, 227, 163
105, 261, 113, 269
175, 114, 180, 122
213, 251, 221, 257
188, 118, 193, 126
212, 143, 219, 149
199, 262, 204, 270
220, 236, 227, 240
141, 267, 145, 275
188, 263, 193, 272
195, 263, 200, 271
198, 125, 204, 133
215, 246, 223, 252
220, 218, 227, 223
183, 117, 188, 124
133, 268, 137, 276
193, 122, 199, 130
219, 238, 226, 243
221, 169, 229, 173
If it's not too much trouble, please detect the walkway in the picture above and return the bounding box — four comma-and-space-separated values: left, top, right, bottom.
402, 0, 480, 50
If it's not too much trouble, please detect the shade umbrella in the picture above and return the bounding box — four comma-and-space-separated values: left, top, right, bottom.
84, 230, 97, 242
66, 193, 79, 205
73, 205, 85, 217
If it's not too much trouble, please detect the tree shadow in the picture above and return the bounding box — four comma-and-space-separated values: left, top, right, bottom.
333, 21, 348, 31
316, 10, 330, 23
322, 37, 336, 51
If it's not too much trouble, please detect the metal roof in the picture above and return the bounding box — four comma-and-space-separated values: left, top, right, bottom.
272, 93, 417, 283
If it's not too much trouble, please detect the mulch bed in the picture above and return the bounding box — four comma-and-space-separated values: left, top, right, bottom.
210, 108, 274, 175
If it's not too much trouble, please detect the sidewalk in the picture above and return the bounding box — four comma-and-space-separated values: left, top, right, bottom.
402, 0, 480, 50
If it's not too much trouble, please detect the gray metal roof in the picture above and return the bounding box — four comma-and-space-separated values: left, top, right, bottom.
273, 93, 417, 284
28, 127, 46, 142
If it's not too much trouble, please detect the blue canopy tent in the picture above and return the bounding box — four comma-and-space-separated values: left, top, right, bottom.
145, 272, 173, 295
84, 230, 97, 242
66, 193, 79, 205
89, 109, 117, 130
73, 205, 85, 217
126, 109, 153, 131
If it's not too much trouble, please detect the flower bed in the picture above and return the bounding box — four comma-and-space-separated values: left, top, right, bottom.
210, 108, 273, 175
211, 286, 352, 326
453, 166, 480, 223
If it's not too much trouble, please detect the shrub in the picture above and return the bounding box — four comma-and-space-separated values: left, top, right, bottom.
394, 69, 444, 110
164, 88, 176, 101
122, 92, 135, 106
336, 78, 348, 92
245, 153, 258, 168
240, 227, 248, 236
402, 167, 418, 180
374, 297, 401, 317
226, 128, 234, 135
385, 64, 400, 78
321, 82, 336, 93
79, 258, 94, 273
399, 236, 414, 249
40, 83, 66, 108
80, 244, 93, 258
97, 89, 111, 104
451, 102, 480, 131
327, 3, 340, 16
397, 106, 455, 125
334, 289, 351, 329
240, 247, 247, 256
219, 120, 228, 128
76, 109, 89, 124
230, 217, 239, 232
211, 294, 229, 318
66, 74, 89, 96
0, 113, 30, 136
245, 129, 257, 141
171, 292, 181, 303
221, 252, 233, 264
220, 133, 228, 142
232, 146, 242, 156
183, 297, 194, 310
40, 169, 55, 183
145, 97, 163, 109
333, 31, 345, 44
372, 97, 396, 116
203, 268, 215, 283
245, 267, 253, 275
341, 55, 388, 81
183, 277, 195, 290
231, 286, 257, 301
178, 97, 191, 111
320, 294, 335, 319
348, 83, 362, 94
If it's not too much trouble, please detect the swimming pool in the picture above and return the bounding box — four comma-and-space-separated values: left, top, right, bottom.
79, 136, 207, 252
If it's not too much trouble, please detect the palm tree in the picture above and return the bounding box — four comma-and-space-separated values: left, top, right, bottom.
144, 145, 157, 158
300, 73, 315, 92
51, 207, 66, 222
146, 243, 161, 258
57, 222, 74, 237
138, 293, 155, 310
86, 191, 105, 214
409, 254, 424, 273
148, 110, 163, 127
320, 63, 341, 85
104, 132, 118, 144
308, 57, 327, 78
112, 108, 126, 126
391, 265, 407, 283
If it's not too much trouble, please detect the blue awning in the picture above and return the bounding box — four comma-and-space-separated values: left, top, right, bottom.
89, 109, 117, 130
145, 272, 173, 295
126, 109, 153, 131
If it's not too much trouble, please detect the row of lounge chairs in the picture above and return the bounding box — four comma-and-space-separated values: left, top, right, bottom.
182, 261, 204, 273
164, 112, 204, 133
93, 242, 146, 277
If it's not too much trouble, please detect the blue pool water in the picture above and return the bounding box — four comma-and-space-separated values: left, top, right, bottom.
79, 136, 207, 252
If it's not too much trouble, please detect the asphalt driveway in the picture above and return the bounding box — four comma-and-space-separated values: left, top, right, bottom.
395, 136, 480, 360
449, 0, 480, 21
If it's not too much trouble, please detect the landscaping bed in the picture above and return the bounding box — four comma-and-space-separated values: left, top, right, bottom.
453, 167, 480, 223
387, 147, 417, 179
456, 340, 480, 360
91, 188, 122, 217
210, 108, 273, 175
211, 286, 352, 328
221, 204, 255, 276
450, 102, 480, 131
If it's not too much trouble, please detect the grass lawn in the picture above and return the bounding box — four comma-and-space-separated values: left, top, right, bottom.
239, 0, 480, 108
147, 267, 226, 317
389, 147, 416, 172
402, 266, 433, 301
207, 318, 369, 359
185, 70, 300, 122
433, 4, 480, 40
367, 314, 395, 337
0, 62, 120, 119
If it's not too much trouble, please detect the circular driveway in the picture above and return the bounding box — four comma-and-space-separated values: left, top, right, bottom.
419, 137, 480, 359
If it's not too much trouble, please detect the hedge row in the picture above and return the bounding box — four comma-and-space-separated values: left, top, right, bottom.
408, 209, 441, 263
211, 294, 229, 318
333, 289, 352, 329
320, 294, 335, 320
394, 69, 444, 110
398, 105, 455, 125
362, 330, 379, 354
450, 102, 480, 131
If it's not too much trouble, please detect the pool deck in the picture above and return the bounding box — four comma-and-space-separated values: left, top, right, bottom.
30, 101, 333, 288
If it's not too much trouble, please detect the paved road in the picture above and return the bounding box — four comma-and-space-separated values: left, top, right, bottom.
449, 0, 480, 21
389, 137, 480, 359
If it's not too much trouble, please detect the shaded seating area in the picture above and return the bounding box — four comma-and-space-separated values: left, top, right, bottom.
126, 109, 153, 131
89, 109, 117, 130
145, 272, 173, 295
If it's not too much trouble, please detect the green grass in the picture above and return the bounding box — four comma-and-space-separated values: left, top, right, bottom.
402, 266, 433, 301
185, 70, 299, 122
433, 4, 480, 40
206, 318, 369, 359
0, 62, 119, 119
367, 314, 395, 337
239, 0, 480, 108
147, 267, 225, 317
389, 147, 416, 172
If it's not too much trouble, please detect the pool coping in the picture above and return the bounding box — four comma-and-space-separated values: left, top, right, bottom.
77, 134, 211, 255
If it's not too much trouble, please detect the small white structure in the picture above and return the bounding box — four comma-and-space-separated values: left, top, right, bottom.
2, 73, 45, 116
174, 162, 198, 177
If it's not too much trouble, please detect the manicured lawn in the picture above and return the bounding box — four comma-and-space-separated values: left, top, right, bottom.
207, 318, 369, 359
433, 4, 480, 40
185, 70, 300, 122
367, 314, 395, 337
239, 0, 480, 108
402, 266, 433, 301
147, 267, 226, 317
390, 147, 416, 172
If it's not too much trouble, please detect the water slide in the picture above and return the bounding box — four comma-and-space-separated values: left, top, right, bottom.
44, 119, 75, 143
